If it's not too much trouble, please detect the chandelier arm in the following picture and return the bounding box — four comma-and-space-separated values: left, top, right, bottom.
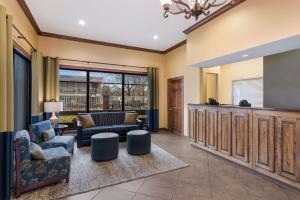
171, 0, 191, 11
167, 9, 186, 15
209, 0, 228, 7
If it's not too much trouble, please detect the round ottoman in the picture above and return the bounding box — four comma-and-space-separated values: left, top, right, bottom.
91, 133, 119, 161
127, 130, 151, 155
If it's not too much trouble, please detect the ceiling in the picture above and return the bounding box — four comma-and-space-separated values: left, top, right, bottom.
24, 0, 230, 51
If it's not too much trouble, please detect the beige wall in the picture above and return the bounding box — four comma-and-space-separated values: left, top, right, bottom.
187, 0, 300, 65
38, 36, 167, 128
0, 0, 38, 53
165, 45, 200, 136
219, 57, 263, 104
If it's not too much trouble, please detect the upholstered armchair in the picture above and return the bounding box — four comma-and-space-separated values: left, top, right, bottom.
14, 130, 71, 197
30, 120, 75, 153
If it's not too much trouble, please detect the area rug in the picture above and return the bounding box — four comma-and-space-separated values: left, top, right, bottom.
16, 143, 188, 200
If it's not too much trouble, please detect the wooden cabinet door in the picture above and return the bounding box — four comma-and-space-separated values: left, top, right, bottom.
253, 111, 275, 172
196, 108, 206, 146
276, 114, 300, 181
206, 108, 218, 150
232, 109, 252, 164
188, 107, 196, 142
218, 109, 232, 156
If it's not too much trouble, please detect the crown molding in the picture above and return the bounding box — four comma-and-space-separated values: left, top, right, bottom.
164, 40, 186, 54
183, 0, 247, 34
16, 0, 41, 33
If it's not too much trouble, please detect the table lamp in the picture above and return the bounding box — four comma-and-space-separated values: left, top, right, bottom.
44, 101, 63, 125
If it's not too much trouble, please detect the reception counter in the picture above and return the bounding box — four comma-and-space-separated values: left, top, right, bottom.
188, 104, 300, 190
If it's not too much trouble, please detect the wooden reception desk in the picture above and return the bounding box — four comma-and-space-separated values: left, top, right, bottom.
188, 104, 300, 190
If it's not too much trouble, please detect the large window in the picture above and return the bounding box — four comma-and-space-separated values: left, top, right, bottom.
59, 70, 87, 112
59, 69, 148, 113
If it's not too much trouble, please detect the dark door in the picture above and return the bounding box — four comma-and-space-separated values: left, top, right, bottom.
168, 77, 184, 136
14, 50, 31, 131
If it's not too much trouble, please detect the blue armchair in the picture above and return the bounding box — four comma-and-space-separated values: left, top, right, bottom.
30, 120, 75, 153
14, 130, 71, 197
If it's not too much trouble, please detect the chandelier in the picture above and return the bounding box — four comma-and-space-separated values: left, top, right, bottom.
160, 0, 233, 20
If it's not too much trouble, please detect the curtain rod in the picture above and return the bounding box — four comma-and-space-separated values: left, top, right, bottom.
59, 58, 154, 70
12, 24, 37, 52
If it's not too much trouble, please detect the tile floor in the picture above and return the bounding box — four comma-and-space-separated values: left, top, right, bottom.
63, 131, 300, 200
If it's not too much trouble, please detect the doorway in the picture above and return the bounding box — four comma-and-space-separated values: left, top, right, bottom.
206, 73, 218, 101
13, 50, 31, 131
167, 77, 184, 136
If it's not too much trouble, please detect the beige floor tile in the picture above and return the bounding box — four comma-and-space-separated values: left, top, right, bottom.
137, 177, 175, 200
63, 189, 100, 200
113, 178, 145, 193
133, 194, 163, 200
172, 182, 211, 200
92, 187, 135, 200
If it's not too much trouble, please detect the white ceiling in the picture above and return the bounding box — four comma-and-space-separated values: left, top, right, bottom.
25, 0, 229, 51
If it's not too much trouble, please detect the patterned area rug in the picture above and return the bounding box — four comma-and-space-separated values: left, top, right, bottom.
16, 143, 188, 200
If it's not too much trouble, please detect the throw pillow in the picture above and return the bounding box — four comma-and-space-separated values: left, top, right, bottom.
78, 114, 95, 128
42, 128, 56, 142
125, 112, 138, 124
30, 143, 46, 160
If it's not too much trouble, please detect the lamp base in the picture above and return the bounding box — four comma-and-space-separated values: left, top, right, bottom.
49, 112, 59, 126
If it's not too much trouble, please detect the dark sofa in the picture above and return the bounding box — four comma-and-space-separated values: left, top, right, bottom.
77, 112, 143, 147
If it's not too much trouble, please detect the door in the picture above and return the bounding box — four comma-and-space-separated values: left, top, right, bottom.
14, 50, 31, 131
253, 111, 275, 172
232, 109, 252, 164
206, 107, 218, 150
168, 77, 184, 136
276, 113, 300, 181
206, 73, 218, 102
218, 108, 232, 155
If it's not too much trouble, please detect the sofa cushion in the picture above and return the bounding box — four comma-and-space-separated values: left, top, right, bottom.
31, 120, 54, 144
21, 147, 71, 186
82, 126, 113, 136
42, 128, 56, 142
125, 112, 138, 124
39, 136, 75, 153
90, 112, 125, 126
30, 143, 46, 160
78, 114, 95, 128
112, 124, 139, 132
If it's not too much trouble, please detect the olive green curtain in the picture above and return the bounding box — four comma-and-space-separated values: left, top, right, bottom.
147, 67, 159, 132
31, 50, 44, 119
0, 6, 14, 132
45, 57, 59, 102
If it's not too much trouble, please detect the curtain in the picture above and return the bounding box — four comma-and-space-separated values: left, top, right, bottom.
147, 67, 159, 132
45, 57, 59, 101
0, 5, 14, 200
0, 6, 13, 132
31, 51, 44, 123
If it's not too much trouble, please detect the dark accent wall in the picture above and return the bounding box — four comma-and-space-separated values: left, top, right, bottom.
264, 49, 300, 110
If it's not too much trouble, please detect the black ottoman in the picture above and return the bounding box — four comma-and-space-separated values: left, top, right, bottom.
91, 133, 119, 161
127, 130, 151, 155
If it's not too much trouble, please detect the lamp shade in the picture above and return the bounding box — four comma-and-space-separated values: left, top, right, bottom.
44, 102, 63, 113
160, 0, 172, 6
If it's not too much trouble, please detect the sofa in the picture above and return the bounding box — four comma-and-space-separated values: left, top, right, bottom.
14, 130, 71, 197
77, 112, 143, 147
30, 120, 75, 153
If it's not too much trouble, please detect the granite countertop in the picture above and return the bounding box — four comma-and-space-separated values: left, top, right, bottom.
188, 104, 300, 113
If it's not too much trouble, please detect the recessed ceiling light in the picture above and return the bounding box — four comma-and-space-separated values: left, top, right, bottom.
153, 35, 159, 40
78, 20, 86, 26
241, 54, 249, 58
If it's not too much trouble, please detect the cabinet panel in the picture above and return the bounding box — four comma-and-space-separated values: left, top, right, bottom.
188, 108, 196, 142
196, 108, 206, 146
276, 115, 300, 181
218, 109, 232, 155
206, 108, 218, 150
232, 109, 252, 164
253, 112, 275, 172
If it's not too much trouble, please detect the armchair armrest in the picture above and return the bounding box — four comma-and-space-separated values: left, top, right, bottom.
136, 119, 144, 129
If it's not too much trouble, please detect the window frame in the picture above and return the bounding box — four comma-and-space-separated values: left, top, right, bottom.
59, 67, 148, 114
